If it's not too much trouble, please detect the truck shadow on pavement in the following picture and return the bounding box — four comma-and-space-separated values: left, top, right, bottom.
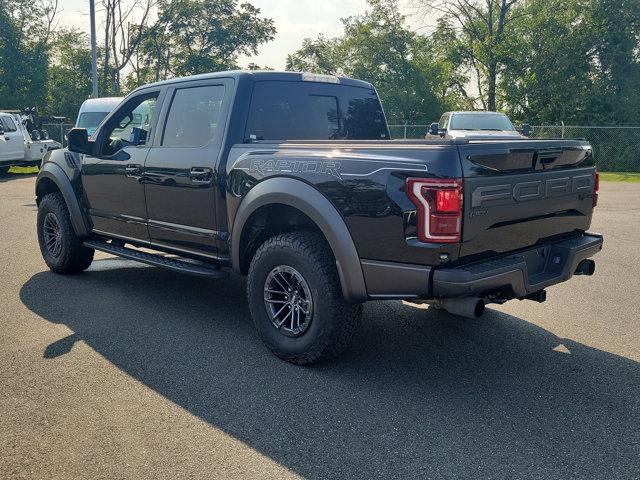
20, 259, 640, 480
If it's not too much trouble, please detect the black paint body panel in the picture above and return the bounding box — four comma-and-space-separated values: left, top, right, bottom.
38, 71, 600, 301
458, 141, 595, 262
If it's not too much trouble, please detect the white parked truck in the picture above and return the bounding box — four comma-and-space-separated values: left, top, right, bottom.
426, 111, 531, 140
0, 112, 61, 174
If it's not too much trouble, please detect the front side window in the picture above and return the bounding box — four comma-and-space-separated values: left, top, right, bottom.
1, 117, 17, 132
162, 85, 226, 147
245, 81, 388, 141
101, 92, 158, 156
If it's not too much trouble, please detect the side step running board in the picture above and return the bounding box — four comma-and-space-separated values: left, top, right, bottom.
84, 239, 228, 279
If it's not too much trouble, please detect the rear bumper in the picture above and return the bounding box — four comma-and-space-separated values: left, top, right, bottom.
360, 233, 603, 300
432, 233, 603, 299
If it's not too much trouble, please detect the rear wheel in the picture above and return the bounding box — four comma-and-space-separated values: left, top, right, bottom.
247, 231, 362, 365
37, 192, 94, 274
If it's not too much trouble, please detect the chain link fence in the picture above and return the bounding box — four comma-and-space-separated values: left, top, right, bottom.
388, 124, 640, 172
41, 123, 75, 148
388, 124, 430, 141
529, 125, 640, 172
40, 123, 640, 172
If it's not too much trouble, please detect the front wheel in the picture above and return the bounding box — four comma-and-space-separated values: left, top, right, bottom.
247, 231, 362, 365
37, 192, 94, 274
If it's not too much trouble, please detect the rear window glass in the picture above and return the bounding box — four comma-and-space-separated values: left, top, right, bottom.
245, 81, 389, 141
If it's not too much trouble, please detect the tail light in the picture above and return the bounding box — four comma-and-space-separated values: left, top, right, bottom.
593, 170, 599, 207
406, 178, 463, 243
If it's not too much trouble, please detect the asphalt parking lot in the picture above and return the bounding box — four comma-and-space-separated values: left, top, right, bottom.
0, 173, 638, 479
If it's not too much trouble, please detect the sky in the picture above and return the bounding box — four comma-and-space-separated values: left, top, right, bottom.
54, 0, 434, 70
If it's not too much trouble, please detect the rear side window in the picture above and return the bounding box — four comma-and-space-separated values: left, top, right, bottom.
162, 85, 226, 147
245, 81, 389, 141
1, 117, 17, 132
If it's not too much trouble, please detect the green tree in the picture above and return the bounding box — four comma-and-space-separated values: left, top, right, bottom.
286, 35, 341, 75
99, 0, 155, 95
415, 0, 522, 111
587, 0, 640, 124
287, 0, 460, 126
0, 0, 59, 110
46, 29, 93, 120
126, 0, 276, 87
500, 0, 640, 125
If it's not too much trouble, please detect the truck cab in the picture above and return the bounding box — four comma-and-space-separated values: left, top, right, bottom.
0, 113, 26, 169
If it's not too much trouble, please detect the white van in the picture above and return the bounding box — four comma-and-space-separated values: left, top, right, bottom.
75, 97, 123, 136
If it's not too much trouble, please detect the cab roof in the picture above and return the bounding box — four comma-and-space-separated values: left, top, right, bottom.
78, 97, 123, 113
131, 70, 375, 93
448, 111, 509, 115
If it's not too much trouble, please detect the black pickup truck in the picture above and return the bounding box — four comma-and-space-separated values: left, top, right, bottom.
35, 71, 602, 364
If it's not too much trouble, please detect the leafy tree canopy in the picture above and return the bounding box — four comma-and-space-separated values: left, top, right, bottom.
287, 0, 463, 125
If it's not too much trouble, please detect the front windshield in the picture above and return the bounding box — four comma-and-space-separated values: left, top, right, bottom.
77, 112, 109, 134
450, 113, 515, 131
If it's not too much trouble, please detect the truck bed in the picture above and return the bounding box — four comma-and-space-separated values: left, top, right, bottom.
229, 138, 596, 266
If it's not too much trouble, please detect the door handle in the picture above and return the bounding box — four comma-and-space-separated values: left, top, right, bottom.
125, 164, 143, 178
190, 167, 213, 184
4, 137, 10, 141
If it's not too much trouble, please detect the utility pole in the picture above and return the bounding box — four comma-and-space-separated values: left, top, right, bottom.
89, 0, 99, 98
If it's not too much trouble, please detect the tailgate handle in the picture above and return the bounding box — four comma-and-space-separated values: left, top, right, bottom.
535, 149, 562, 168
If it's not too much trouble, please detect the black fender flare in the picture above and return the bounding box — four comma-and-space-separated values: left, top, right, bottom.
231, 177, 368, 302
36, 162, 89, 236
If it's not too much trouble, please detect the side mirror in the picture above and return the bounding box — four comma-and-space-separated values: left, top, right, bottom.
67, 128, 93, 155
522, 123, 531, 136
429, 123, 440, 136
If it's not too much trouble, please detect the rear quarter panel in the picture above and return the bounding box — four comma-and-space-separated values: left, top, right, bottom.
226, 141, 463, 265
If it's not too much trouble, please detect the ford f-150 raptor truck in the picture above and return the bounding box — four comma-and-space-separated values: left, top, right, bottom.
35, 71, 602, 364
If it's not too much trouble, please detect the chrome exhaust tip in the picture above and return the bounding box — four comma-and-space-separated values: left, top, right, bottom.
439, 297, 485, 319
575, 259, 596, 276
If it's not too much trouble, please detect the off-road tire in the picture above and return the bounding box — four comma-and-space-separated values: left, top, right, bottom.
37, 192, 94, 274
247, 231, 363, 365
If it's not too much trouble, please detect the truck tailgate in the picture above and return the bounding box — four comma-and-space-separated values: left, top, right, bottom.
459, 140, 596, 260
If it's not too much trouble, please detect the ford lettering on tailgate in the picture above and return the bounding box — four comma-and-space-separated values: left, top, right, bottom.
471, 174, 594, 208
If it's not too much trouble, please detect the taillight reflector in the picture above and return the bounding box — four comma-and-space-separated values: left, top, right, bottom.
436, 189, 461, 212
593, 170, 599, 207
406, 178, 463, 243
